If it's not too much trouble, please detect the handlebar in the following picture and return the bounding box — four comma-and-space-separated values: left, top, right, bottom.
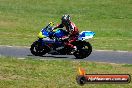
45, 22, 54, 31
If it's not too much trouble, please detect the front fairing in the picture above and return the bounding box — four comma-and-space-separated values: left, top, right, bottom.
38, 28, 49, 38
37, 23, 66, 47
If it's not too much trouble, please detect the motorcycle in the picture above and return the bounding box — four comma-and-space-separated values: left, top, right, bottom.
30, 22, 95, 59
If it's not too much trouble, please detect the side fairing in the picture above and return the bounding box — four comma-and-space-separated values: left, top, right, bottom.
54, 29, 66, 38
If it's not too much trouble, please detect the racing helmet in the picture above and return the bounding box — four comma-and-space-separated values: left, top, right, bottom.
61, 14, 71, 26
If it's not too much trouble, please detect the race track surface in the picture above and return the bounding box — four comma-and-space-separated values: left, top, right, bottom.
0, 46, 132, 64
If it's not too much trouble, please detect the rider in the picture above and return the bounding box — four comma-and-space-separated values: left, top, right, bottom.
52, 14, 79, 50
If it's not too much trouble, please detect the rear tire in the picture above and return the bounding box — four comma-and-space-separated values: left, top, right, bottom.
73, 41, 92, 59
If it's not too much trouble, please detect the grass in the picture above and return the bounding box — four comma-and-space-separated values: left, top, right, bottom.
0, 0, 132, 50
0, 1, 132, 87
0, 56, 131, 88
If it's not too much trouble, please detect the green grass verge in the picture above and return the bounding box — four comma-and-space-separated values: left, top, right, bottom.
0, 0, 132, 51
0, 56, 132, 88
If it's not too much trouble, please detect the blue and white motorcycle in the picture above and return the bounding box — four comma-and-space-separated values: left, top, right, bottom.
30, 22, 95, 59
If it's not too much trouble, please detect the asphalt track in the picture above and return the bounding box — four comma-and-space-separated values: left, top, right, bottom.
0, 46, 132, 64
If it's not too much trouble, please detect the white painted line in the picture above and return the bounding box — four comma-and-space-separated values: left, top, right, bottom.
6, 46, 14, 48
95, 50, 130, 53
0, 45, 30, 48
116, 51, 129, 53
17, 58, 25, 59
95, 50, 113, 52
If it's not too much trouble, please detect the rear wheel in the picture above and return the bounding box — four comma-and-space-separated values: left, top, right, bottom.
73, 41, 92, 59
30, 41, 50, 56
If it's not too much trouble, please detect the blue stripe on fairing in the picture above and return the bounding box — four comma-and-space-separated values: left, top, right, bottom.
41, 29, 49, 37
80, 31, 95, 37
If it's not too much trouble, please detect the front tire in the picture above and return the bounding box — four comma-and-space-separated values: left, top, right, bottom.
30, 41, 50, 56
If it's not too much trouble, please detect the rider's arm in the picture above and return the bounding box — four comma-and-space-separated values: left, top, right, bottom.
52, 24, 64, 31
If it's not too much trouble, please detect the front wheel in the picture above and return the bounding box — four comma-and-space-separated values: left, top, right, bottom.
73, 41, 92, 59
30, 41, 50, 56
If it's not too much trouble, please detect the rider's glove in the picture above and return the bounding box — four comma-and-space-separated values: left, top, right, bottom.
51, 27, 55, 32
